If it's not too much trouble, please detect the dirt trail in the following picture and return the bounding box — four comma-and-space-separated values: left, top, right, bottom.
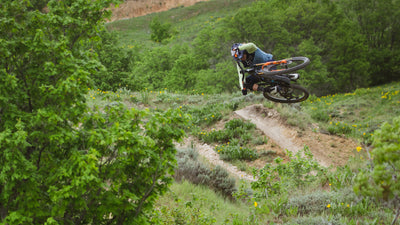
177, 137, 256, 181
236, 104, 359, 168
235, 105, 313, 164
178, 104, 359, 181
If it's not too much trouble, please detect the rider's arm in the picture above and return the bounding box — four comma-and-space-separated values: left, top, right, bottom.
238, 43, 257, 54
236, 62, 248, 95
237, 63, 244, 90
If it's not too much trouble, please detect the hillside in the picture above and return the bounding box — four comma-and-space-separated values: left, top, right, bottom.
109, 0, 209, 21
103, 0, 400, 223
3, 0, 400, 224
86, 81, 400, 224
107, 1, 360, 169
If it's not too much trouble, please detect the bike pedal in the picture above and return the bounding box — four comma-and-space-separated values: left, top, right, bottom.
288, 73, 299, 80
269, 86, 278, 94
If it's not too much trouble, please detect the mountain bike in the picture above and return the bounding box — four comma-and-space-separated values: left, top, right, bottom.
237, 56, 310, 103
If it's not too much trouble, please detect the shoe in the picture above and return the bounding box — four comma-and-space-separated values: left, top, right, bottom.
288, 73, 299, 80
269, 86, 278, 94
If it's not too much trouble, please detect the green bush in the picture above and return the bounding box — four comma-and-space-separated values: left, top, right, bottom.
251, 146, 324, 198
175, 148, 236, 199
215, 141, 258, 161
354, 116, 400, 202
92, 29, 135, 91
197, 118, 256, 144
150, 16, 174, 43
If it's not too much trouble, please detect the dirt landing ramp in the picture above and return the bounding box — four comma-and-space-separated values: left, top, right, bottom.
235, 104, 359, 167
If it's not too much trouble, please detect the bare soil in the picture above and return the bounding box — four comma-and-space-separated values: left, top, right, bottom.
109, 0, 209, 22
179, 104, 360, 181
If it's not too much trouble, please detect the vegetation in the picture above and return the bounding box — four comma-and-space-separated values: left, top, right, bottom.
78, 82, 399, 224
0, 1, 186, 224
106, 0, 400, 96
2, 0, 400, 224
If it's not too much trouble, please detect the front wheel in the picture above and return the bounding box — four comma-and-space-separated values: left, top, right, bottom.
263, 83, 309, 103
260, 56, 310, 76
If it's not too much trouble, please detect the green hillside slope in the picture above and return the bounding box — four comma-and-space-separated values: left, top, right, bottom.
103, 0, 400, 96
97, 0, 400, 223
87, 78, 400, 224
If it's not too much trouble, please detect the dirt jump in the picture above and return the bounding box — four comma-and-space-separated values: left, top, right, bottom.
179, 104, 359, 181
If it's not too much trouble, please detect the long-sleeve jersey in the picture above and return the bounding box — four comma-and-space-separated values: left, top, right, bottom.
238, 43, 273, 66
236, 43, 273, 89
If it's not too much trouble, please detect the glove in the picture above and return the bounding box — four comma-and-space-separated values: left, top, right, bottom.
242, 88, 247, 95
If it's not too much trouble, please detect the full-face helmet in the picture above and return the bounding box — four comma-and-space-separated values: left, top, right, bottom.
231, 43, 244, 60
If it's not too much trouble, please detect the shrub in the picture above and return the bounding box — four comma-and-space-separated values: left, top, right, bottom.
175, 148, 236, 199
216, 142, 259, 161
209, 166, 237, 199
251, 146, 325, 198
197, 118, 256, 144
285, 187, 359, 215
354, 116, 400, 203
285, 215, 345, 225
150, 16, 174, 43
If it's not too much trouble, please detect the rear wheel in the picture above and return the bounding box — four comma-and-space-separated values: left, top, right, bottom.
263, 83, 309, 103
260, 57, 310, 76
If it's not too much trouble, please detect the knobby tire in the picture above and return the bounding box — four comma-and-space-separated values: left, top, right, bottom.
263, 83, 309, 103
260, 57, 310, 77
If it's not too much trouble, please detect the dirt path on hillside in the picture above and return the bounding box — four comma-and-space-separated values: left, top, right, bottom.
235, 105, 311, 164
178, 104, 360, 181
236, 104, 359, 167
177, 137, 256, 181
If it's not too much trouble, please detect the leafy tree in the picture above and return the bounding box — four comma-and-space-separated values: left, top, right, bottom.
296, 38, 333, 96
149, 16, 174, 43
0, 0, 186, 224
340, 0, 400, 85
92, 30, 135, 91
194, 62, 239, 94
128, 46, 175, 91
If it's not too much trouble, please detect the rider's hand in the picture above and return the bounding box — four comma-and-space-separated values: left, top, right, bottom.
242, 88, 247, 95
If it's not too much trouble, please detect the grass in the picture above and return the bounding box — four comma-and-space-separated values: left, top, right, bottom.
302, 82, 400, 143
152, 180, 256, 224
94, 1, 400, 223
85, 80, 400, 224
106, 0, 255, 48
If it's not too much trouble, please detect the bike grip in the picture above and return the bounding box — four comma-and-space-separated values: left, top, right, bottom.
242, 88, 247, 96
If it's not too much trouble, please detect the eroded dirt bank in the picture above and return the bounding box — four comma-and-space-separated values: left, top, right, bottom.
109, 0, 209, 22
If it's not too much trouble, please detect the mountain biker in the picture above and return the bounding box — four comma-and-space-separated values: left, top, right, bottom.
231, 42, 274, 95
